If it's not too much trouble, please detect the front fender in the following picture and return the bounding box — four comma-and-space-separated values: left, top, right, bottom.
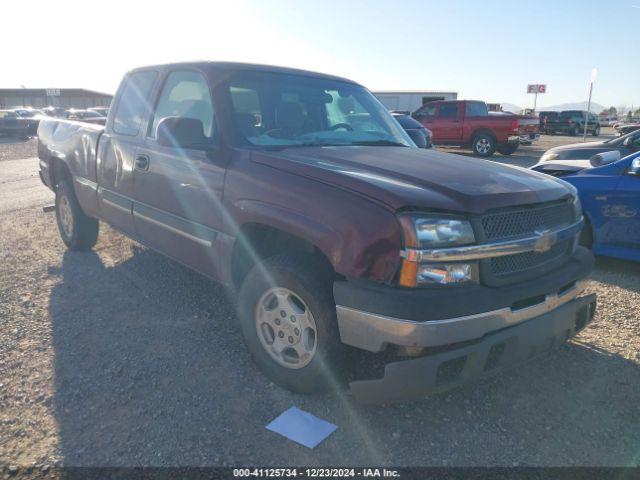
229, 197, 402, 283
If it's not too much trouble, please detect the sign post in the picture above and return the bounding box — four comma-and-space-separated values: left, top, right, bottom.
527, 84, 546, 113
583, 69, 597, 141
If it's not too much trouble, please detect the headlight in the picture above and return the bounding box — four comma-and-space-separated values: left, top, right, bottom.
540, 153, 559, 162
398, 215, 478, 287
399, 215, 475, 249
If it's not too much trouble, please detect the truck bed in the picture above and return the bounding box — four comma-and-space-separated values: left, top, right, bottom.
37, 118, 104, 191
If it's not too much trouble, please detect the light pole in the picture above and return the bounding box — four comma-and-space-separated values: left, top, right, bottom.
583, 68, 597, 141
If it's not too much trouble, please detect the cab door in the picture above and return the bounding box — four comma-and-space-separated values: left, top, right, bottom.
435, 101, 463, 143
131, 69, 227, 280
96, 70, 158, 235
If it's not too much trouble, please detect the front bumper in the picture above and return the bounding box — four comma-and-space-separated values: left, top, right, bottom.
347, 293, 596, 404
334, 247, 595, 403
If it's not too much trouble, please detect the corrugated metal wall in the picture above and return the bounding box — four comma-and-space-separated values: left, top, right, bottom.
0, 91, 112, 109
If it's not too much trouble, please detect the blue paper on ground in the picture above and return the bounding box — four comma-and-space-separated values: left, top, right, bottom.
266, 407, 338, 448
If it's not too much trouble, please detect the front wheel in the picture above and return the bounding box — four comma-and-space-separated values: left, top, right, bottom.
55, 180, 99, 250
497, 144, 518, 155
237, 252, 344, 393
471, 133, 496, 157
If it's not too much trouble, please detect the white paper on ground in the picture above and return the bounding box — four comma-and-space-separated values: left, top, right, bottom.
266, 406, 338, 448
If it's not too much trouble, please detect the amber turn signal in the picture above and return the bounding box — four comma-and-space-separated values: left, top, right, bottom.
399, 259, 418, 288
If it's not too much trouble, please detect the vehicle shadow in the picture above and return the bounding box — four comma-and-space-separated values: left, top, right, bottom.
48, 247, 277, 466
48, 247, 640, 466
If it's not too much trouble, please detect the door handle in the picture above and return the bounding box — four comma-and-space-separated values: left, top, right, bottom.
135, 154, 150, 171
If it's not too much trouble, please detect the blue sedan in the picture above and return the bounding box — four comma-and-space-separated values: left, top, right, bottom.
532, 151, 640, 262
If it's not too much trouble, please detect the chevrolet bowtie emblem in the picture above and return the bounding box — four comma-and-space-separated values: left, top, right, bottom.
533, 229, 558, 253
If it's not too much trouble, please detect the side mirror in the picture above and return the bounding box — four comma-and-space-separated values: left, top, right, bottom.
157, 116, 210, 149
590, 150, 621, 167
629, 157, 640, 176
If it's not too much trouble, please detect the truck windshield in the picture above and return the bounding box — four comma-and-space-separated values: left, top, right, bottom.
227, 71, 414, 148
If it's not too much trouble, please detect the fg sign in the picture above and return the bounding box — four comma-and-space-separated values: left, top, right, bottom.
527, 84, 547, 94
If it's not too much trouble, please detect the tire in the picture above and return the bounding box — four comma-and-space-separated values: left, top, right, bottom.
237, 252, 344, 394
579, 219, 593, 248
497, 144, 518, 155
569, 126, 579, 136
592, 126, 600, 136
55, 180, 99, 250
471, 132, 496, 157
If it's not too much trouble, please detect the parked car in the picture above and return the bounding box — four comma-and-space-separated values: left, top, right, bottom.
392, 112, 432, 148
413, 100, 539, 156
42, 106, 67, 118
534, 129, 640, 169
88, 107, 109, 117
0, 109, 36, 137
538, 111, 559, 134
546, 110, 600, 136
598, 115, 618, 127
532, 151, 640, 262
13, 108, 46, 134
65, 109, 107, 125
14, 108, 46, 118
615, 122, 640, 136
37, 62, 596, 404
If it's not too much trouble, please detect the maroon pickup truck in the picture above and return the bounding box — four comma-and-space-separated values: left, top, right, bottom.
37, 62, 595, 404
413, 100, 540, 157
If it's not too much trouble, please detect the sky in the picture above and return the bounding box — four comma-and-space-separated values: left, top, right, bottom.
3, 0, 639, 111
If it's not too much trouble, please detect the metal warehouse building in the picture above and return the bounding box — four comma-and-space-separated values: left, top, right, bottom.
0, 88, 113, 109
373, 90, 458, 113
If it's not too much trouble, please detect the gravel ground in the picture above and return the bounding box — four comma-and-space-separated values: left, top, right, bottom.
0, 132, 639, 468
0, 137, 37, 162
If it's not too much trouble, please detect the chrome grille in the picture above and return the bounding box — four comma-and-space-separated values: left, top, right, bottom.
490, 239, 572, 276
481, 201, 573, 240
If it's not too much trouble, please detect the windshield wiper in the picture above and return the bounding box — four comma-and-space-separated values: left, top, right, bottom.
350, 140, 409, 147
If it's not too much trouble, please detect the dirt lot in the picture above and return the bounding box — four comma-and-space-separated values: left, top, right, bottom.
1, 131, 639, 468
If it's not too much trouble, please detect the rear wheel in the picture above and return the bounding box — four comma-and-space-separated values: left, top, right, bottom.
471, 133, 496, 157
497, 144, 518, 155
55, 180, 99, 250
592, 126, 600, 136
570, 126, 579, 136
237, 252, 344, 393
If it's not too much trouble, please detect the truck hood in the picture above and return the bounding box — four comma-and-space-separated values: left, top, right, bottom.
254, 146, 571, 214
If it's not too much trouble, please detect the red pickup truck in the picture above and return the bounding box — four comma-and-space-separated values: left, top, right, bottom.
413, 100, 540, 157
37, 62, 594, 404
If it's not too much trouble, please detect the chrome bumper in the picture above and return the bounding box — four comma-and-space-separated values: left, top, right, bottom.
336, 281, 587, 352
348, 293, 597, 404
508, 134, 540, 144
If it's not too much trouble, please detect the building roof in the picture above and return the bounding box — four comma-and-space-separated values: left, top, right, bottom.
0, 88, 113, 97
372, 90, 458, 94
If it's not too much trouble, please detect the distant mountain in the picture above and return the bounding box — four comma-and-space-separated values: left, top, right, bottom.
539, 101, 606, 113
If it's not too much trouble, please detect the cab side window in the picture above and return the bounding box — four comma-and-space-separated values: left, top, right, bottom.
112, 71, 158, 136
415, 103, 436, 117
439, 102, 458, 118
150, 70, 216, 140
465, 101, 488, 117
